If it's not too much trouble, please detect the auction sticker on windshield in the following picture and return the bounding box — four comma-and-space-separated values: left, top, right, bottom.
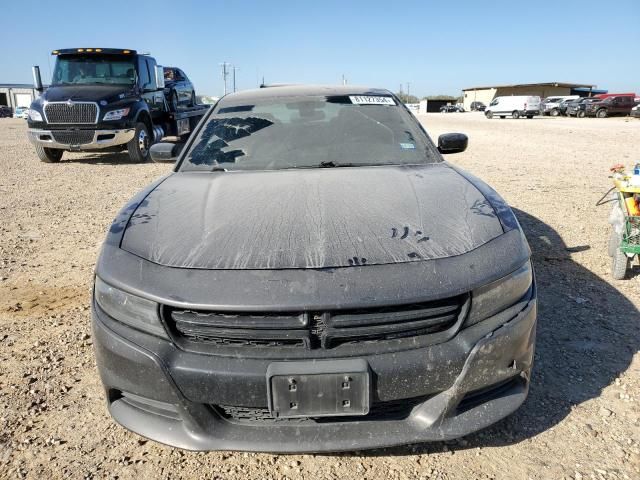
349, 96, 396, 105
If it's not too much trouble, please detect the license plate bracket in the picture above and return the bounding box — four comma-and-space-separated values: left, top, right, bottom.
267, 359, 370, 418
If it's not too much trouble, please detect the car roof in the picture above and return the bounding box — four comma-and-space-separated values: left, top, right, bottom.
220, 85, 392, 104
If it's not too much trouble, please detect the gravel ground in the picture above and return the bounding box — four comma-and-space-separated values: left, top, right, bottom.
0, 114, 638, 480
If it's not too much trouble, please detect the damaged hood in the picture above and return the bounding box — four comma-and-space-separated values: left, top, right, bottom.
120, 164, 504, 269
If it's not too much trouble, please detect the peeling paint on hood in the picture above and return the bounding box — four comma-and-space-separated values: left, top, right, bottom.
120, 163, 504, 270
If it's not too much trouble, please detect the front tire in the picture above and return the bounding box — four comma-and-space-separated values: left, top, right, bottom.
485, 111, 493, 119
550, 109, 559, 117
35, 144, 63, 163
512, 110, 520, 119
577, 110, 586, 118
596, 109, 608, 118
127, 122, 151, 163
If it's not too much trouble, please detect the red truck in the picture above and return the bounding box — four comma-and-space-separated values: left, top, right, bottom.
585, 95, 637, 118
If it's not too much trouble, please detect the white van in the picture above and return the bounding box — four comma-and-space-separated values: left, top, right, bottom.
485, 96, 541, 119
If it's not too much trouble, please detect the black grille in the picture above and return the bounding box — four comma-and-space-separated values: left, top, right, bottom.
44, 102, 97, 124
51, 130, 94, 145
168, 295, 465, 350
216, 395, 431, 424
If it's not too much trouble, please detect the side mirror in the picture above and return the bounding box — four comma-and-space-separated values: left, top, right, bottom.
150, 142, 180, 163
438, 133, 468, 154
32, 66, 44, 92
155, 65, 165, 89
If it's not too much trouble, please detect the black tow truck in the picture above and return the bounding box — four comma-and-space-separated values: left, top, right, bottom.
27, 48, 209, 163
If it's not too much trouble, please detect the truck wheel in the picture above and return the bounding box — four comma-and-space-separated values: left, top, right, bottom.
170, 91, 179, 112
35, 144, 63, 163
550, 109, 559, 117
577, 110, 586, 118
512, 111, 520, 119
596, 109, 607, 118
485, 111, 493, 119
127, 123, 151, 163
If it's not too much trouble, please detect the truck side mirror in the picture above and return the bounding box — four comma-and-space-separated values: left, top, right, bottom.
437, 133, 468, 154
150, 142, 179, 163
32, 66, 44, 92
155, 65, 165, 89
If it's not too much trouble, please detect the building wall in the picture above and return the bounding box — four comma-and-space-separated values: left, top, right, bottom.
463, 86, 581, 110
0, 87, 37, 109
462, 88, 497, 111
494, 86, 572, 99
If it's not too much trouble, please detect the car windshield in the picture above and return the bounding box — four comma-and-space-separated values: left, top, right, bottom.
180, 94, 438, 172
51, 54, 136, 86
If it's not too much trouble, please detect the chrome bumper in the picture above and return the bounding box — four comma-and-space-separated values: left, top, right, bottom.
28, 128, 135, 150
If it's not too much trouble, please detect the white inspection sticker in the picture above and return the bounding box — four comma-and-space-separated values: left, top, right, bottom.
349, 95, 396, 106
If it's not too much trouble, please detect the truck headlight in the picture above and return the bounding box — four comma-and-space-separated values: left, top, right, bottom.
103, 108, 130, 121
28, 109, 42, 122
94, 277, 167, 338
465, 262, 533, 327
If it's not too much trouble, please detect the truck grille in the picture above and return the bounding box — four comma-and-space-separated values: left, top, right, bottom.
51, 130, 94, 145
167, 294, 466, 351
44, 102, 98, 124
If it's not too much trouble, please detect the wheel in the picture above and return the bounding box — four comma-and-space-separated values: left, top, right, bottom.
500, 115, 506, 119
550, 109, 559, 117
577, 110, 586, 118
35, 144, 63, 163
527, 115, 534, 119
127, 122, 151, 163
170, 91, 179, 112
608, 229, 620, 257
596, 109, 607, 118
189, 91, 196, 107
611, 249, 629, 280
485, 111, 493, 119
512, 111, 520, 119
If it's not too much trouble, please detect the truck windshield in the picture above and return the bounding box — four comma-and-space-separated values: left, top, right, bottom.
51, 55, 136, 86
179, 95, 438, 172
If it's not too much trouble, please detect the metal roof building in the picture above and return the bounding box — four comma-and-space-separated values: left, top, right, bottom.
0, 83, 39, 111
462, 82, 607, 111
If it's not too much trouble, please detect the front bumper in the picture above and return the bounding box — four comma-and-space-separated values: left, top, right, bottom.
27, 128, 134, 150
92, 285, 537, 453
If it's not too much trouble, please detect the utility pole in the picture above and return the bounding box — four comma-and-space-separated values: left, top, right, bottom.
232, 66, 239, 93
407, 82, 411, 98
219, 62, 231, 95
342, 74, 346, 85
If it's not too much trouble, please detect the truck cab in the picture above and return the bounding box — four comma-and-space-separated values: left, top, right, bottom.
27, 48, 208, 163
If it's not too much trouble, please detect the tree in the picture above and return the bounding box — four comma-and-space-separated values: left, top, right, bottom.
395, 92, 420, 104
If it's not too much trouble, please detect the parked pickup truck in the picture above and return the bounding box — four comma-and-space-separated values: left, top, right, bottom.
27, 48, 210, 163
585, 95, 637, 118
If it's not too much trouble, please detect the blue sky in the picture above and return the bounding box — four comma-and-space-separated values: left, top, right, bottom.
1, 0, 638, 97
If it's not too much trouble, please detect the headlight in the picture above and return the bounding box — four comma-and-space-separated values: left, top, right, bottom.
28, 109, 42, 121
103, 108, 130, 121
94, 277, 167, 338
465, 262, 533, 327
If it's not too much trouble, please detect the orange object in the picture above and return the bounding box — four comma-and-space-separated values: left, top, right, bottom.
625, 195, 640, 216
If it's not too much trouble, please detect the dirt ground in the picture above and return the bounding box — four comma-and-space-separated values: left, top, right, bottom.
0, 113, 638, 480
